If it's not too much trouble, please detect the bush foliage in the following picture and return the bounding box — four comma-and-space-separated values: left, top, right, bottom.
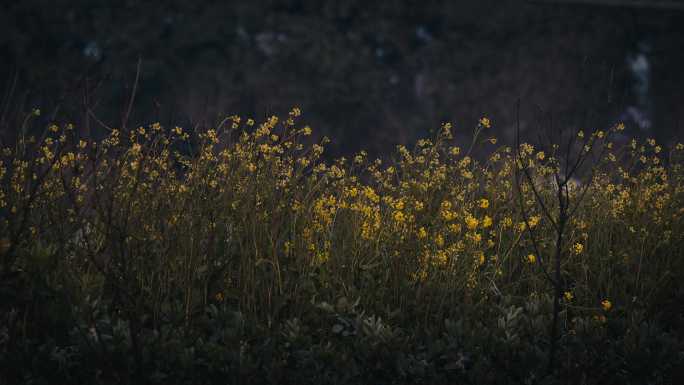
1, 109, 683, 384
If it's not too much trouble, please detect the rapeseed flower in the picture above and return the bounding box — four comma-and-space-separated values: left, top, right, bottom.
482, 215, 492, 228
417, 227, 427, 239
571, 243, 584, 255
465, 215, 479, 230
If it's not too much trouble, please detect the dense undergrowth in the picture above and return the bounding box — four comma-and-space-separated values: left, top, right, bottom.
1, 108, 683, 384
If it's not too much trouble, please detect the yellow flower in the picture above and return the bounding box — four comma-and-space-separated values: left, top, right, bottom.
465, 215, 479, 230
528, 215, 540, 228
393, 211, 406, 223
215, 292, 224, 302
479, 198, 489, 209
526, 254, 536, 264
564, 291, 574, 301
571, 243, 584, 255
417, 227, 428, 239
601, 299, 612, 311
489, 138, 497, 145
434, 234, 445, 248
476, 251, 485, 266
536, 151, 545, 161
479, 117, 491, 128
448, 223, 462, 234
441, 209, 457, 221
482, 215, 493, 228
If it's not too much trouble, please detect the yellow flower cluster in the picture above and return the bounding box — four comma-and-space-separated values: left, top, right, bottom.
1, 112, 680, 320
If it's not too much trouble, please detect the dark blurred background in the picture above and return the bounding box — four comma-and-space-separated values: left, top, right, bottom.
1, 0, 683, 156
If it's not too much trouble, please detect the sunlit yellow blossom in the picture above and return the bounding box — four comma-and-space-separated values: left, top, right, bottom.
479, 198, 489, 209
479, 117, 491, 128
571, 243, 584, 255
526, 254, 536, 264
394, 200, 404, 210
417, 227, 427, 239
441, 122, 452, 138
528, 215, 540, 228
465, 215, 479, 230
393, 211, 406, 223
448, 223, 462, 234
564, 291, 574, 301
482, 215, 493, 228
434, 234, 445, 248
476, 251, 485, 266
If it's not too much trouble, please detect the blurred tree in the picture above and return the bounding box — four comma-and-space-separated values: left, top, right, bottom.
1, 0, 682, 155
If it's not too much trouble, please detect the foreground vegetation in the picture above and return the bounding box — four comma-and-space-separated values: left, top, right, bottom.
1, 109, 683, 384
